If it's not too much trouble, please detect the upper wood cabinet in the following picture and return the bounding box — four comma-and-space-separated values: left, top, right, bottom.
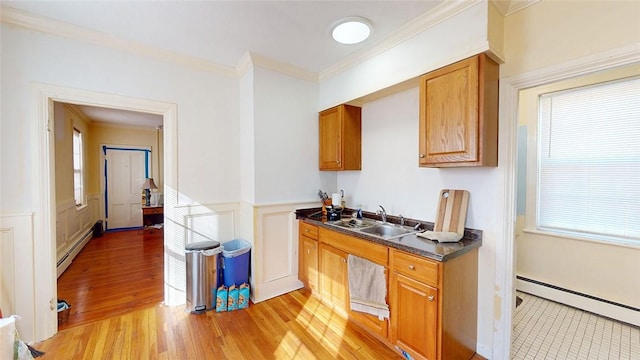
319, 104, 361, 171
418, 53, 499, 167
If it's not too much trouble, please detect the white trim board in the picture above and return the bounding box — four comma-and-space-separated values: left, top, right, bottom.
32, 83, 177, 342
492, 43, 640, 360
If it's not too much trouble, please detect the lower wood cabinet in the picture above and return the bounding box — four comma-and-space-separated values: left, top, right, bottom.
299, 222, 319, 292
298, 221, 478, 360
348, 271, 389, 339
390, 248, 478, 360
390, 272, 438, 360
299, 235, 318, 292
318, 243, 349, 312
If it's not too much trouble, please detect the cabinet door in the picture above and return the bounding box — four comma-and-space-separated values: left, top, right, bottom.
319, 104, 361, 171
299, 235, 318, 292
419, 55, 479, 166
348, 268, 390, 339
319, 106, 343, 170
390, 272, 438, 360
319, 244, 349, 312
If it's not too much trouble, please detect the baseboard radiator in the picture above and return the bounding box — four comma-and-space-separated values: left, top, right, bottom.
56, 228, 94, 278
516, 276, 640, 327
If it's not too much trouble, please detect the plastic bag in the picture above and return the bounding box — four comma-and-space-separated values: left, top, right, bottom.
0, 315, 42, 359
0, 315, 16, 360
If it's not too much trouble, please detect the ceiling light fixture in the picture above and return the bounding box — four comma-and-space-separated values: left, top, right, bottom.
331, 17, 372, 45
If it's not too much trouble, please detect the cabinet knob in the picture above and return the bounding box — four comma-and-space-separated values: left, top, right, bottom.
419, 154, 425, 158
305, 229, 309, 233
408, 265, 415, 270
341, 258, 347, 263
337, 160, 341, 164
307, 249, 310, 254
428, 295, 435, 302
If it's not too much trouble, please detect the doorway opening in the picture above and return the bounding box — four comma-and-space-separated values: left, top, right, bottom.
33, 84, 177, 340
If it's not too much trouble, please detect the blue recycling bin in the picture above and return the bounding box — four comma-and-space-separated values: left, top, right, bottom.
222, 239, 251, 287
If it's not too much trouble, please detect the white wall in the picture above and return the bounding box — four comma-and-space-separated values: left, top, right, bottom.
0, 23, 240, 210
0, 21, 239, 341
252, 65, 334, 205
337, 87, 500, 353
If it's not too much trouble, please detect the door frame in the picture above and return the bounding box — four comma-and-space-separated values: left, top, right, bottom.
33, 83, 177, 341
491, 45, 640, 359
102, 145, 152, 230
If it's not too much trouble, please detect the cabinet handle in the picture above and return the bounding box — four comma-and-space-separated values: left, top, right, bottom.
419, 154, 425, 158
408, 265, 415, 270
307, 249, 310, 254
428, 295, 434, 302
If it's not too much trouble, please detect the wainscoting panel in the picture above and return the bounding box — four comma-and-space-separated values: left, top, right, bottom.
0, 227, 16, 316
0, 213, 35, 342
185, 210, 236, 245
251, 201, 318, 303
164, 202, 241, 306
55, 196, 99, 276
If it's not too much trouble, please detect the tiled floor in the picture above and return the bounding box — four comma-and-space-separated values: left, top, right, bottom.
512, 292, 640, 360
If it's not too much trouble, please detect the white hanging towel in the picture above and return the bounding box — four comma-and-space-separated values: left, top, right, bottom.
347, 254, 390, 320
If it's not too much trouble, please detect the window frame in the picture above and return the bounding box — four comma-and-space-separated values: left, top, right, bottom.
73, 127, 84, 207
523, 64, 640, 247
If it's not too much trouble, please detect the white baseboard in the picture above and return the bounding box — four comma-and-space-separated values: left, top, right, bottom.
516, 278, 639, 327
252, 278, 304, 304
476, 343, 492, 359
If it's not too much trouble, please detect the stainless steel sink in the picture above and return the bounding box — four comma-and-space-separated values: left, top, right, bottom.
328, 218, 377, 229
359, 224, 417, 238
328, 218, 420, 240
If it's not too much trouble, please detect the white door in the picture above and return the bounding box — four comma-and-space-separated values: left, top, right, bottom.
105, 147, 150, 230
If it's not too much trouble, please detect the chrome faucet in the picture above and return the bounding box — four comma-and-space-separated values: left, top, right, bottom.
377, 205, 387, 223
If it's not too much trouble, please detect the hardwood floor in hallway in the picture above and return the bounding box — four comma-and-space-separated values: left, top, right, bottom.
56, 228, 164, 331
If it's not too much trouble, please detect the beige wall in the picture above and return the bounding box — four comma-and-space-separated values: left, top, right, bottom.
87, 123, 163, 197
503, 0, 640, 78
508, 1, 640, 308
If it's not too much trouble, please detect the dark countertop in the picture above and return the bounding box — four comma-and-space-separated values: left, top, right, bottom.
295, 207, 482, 262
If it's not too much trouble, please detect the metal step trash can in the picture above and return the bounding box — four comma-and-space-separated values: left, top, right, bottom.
185, 240, 222, 314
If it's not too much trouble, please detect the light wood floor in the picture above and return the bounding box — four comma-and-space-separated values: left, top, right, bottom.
38, 228, 485, 359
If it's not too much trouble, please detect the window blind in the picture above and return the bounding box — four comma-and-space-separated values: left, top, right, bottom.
537, 76, 640, 243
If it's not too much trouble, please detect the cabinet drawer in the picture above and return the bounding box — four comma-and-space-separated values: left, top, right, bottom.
319, 227, 388, 266
299, 221, 319, 240
390, 249, 439, 287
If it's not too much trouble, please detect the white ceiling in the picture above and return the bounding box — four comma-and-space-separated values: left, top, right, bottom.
4, 1, 443, 73
3, 1, 523, 127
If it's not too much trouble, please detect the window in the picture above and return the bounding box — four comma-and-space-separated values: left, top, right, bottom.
73, 128, 84, 206
534, 75, 640, 244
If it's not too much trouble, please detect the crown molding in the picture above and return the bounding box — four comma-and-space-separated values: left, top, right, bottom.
235, 52, 254, 79
239, 52, 318, 83
491, 0, 541, 16
319, 0, 482, 81
0, 6, 236, 77
63, 103, 93, 123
